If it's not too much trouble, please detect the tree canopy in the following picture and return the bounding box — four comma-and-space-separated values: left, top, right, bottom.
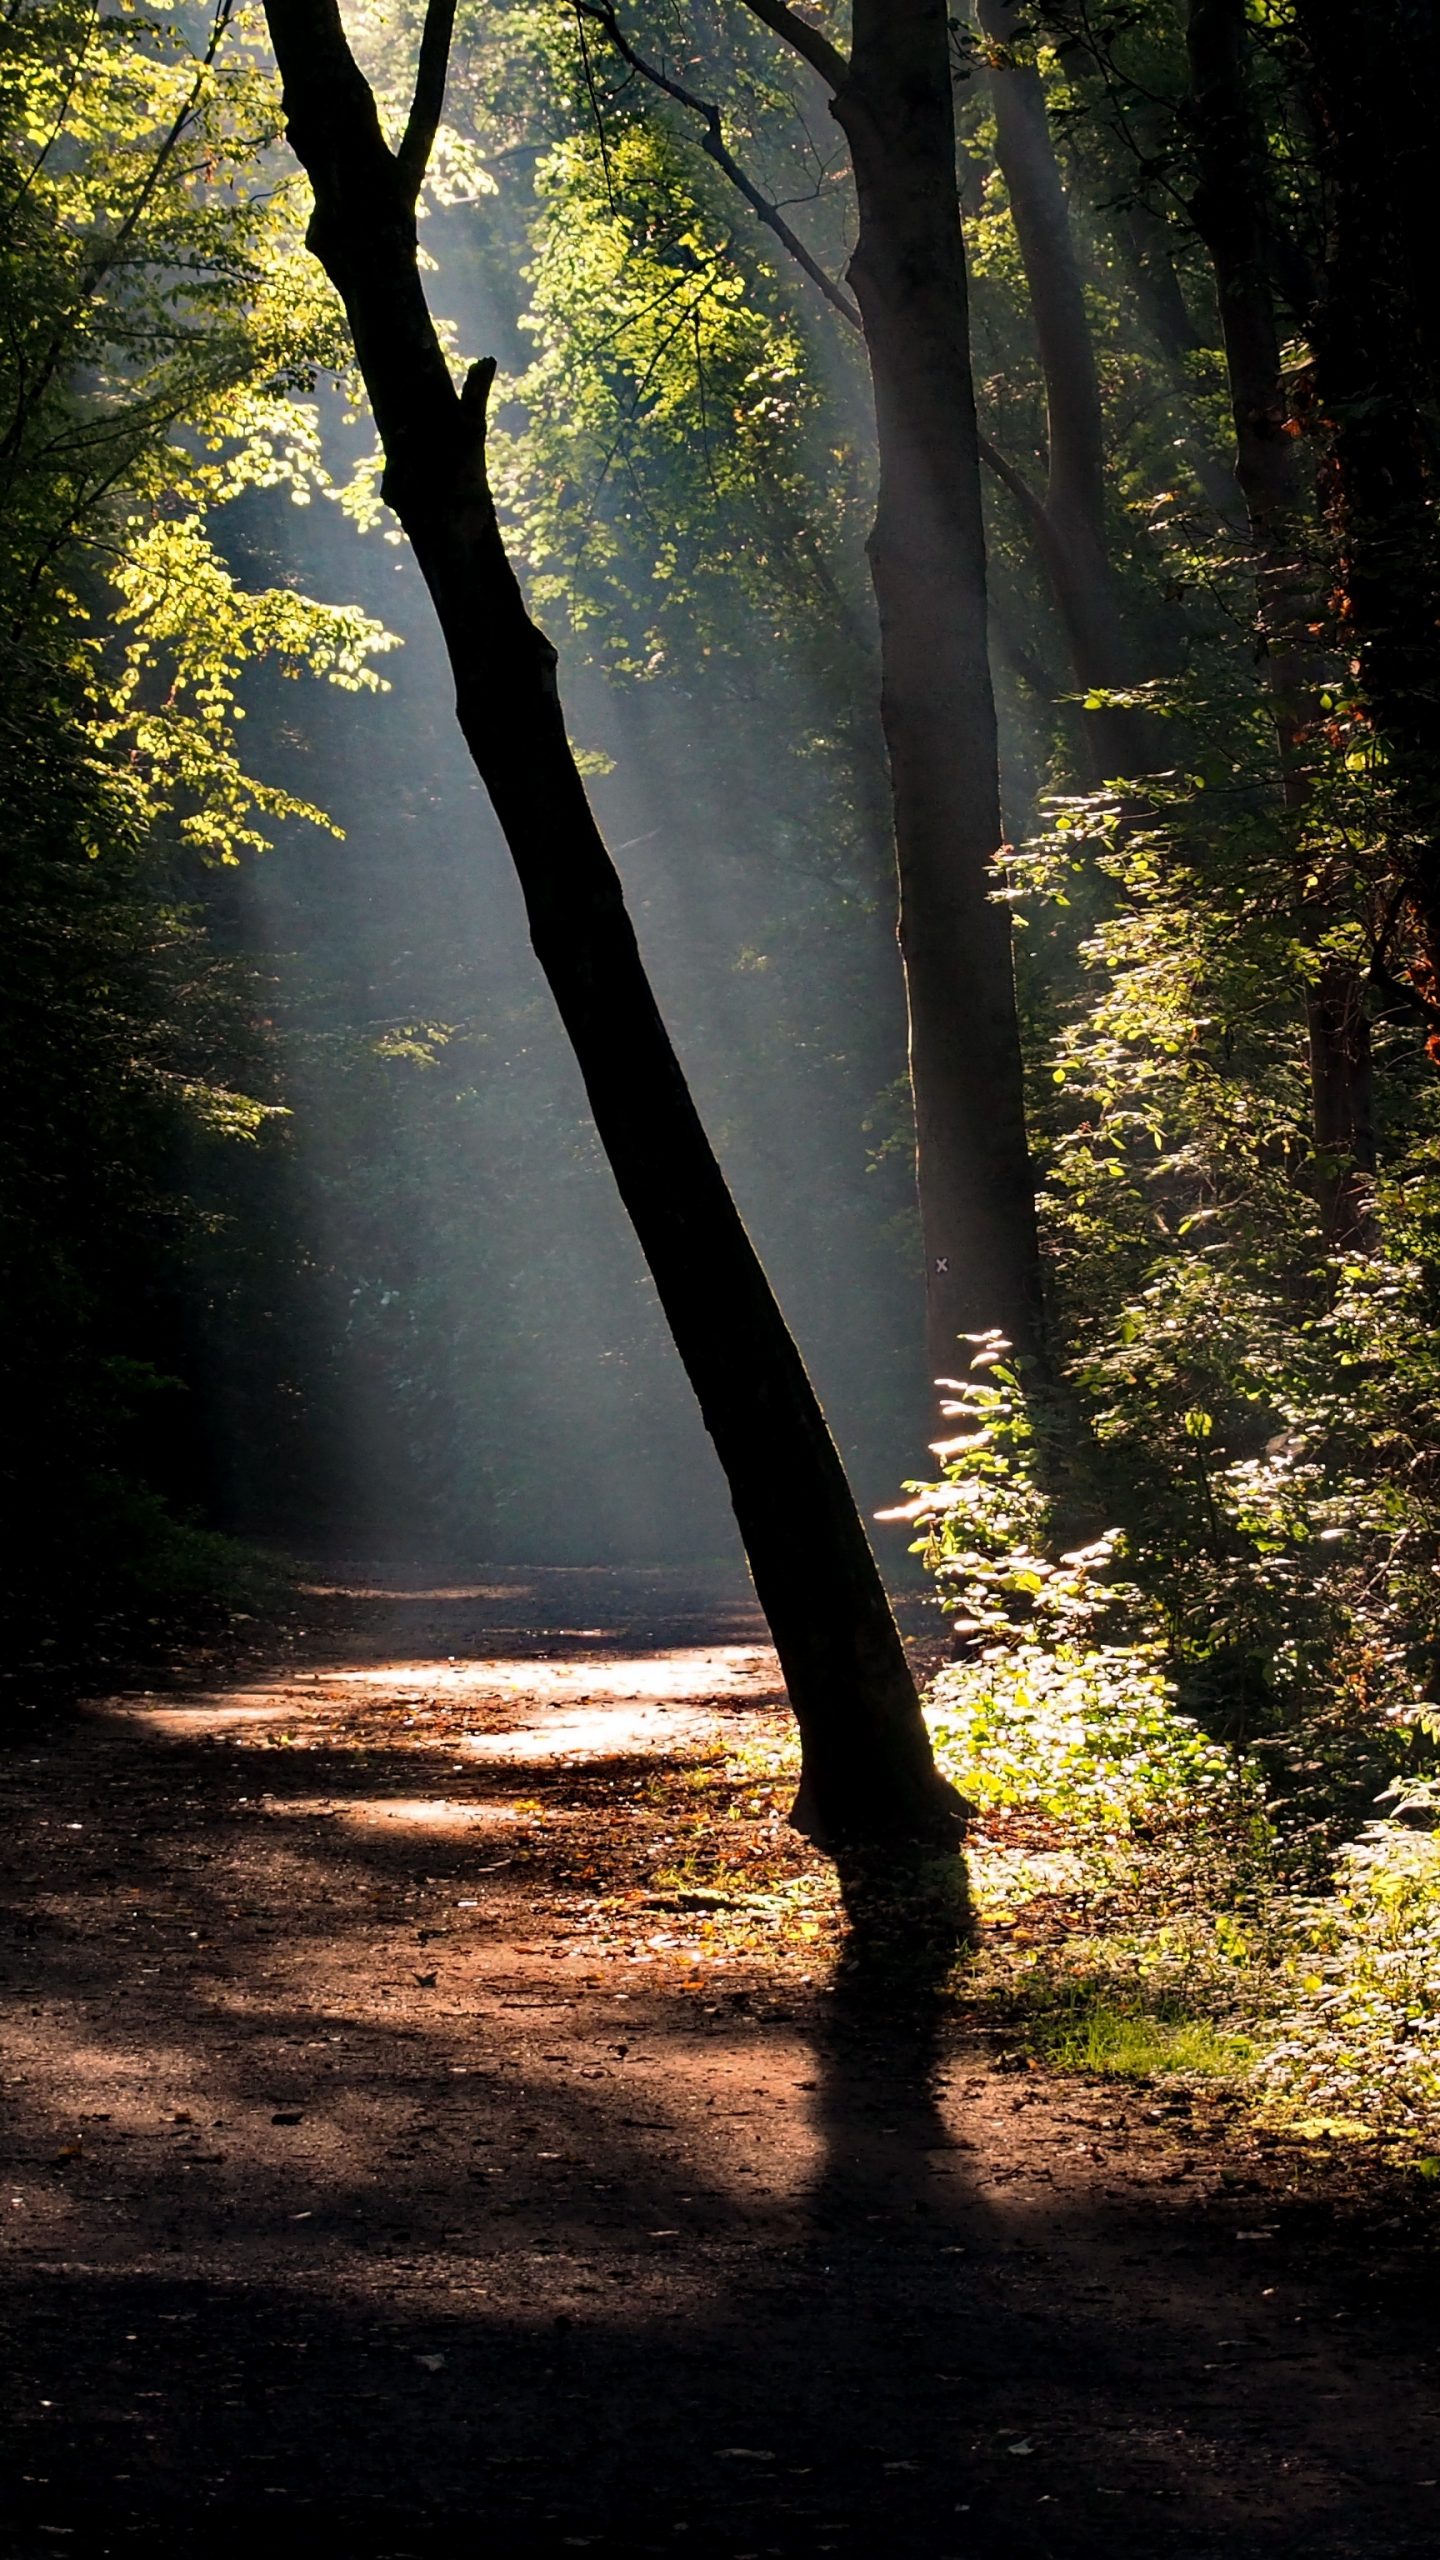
7, 0, 1440, 1889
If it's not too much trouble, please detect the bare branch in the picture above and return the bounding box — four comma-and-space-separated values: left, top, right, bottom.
731, 0, 850, 95
577, 0, 861, 328
579, 4, 1043, 520
396, 0, 457, 204
975, 427, 1047, 533
98, 0, 235, 281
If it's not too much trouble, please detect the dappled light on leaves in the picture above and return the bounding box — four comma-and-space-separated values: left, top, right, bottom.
8, 0, 1440, 2539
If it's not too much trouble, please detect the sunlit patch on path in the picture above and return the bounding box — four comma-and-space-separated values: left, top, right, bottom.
2, 1565, 1436, 2556
91, 1639, 785, 1770
261, 1794, 522, 1831
99, 1690, 305, 1733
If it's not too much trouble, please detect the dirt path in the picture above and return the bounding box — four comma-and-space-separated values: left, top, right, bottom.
2, 1567, 1437, 2558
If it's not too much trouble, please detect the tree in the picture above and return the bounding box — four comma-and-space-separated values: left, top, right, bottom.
744, 0, 1045, 1374
572, 0, 1044, 1377
1291, 0, 1440, 1044
1184, 0, 1375, 1245
974, 0, 1156, 783
257, 0, 964, 1851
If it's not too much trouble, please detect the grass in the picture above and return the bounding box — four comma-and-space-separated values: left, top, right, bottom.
1023, 1990, 1251, 2081
642, 1734, 1262, 2089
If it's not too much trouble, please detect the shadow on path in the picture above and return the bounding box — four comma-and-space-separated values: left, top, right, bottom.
0, 1571, 1436, 2558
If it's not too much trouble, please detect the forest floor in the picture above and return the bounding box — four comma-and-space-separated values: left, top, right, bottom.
2, 1565, 1438, 2560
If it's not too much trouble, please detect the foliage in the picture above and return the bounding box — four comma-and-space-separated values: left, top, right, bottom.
928, 1642, 1259, 1855
1, 0, 392, 849
0, 0, 395, 1673
894, 1312, 1440, 2134
883, 1334, 1138, 1647
500, 122, 839, 669
998, 750, 1440, 1859
889, 1347, 1271, 1934
1254, 1790, 1440, 2139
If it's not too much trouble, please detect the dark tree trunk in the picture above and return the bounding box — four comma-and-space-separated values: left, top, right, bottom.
828, 0, 1044, 1381
1185, 0, 1313, 723
1293, 0, 1440, 1029
1309, 957, 1378, 1240
978, 0, 1157, 781
257, 0, 964, 1853
605, 0, 1046, 1380
1186, 0, 1376, 1246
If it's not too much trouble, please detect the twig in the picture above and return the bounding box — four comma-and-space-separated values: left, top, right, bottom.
573, 2, 620, 216
575, 0, 861, 329
975, 428, 1048, 539
580, 6, 1049, 533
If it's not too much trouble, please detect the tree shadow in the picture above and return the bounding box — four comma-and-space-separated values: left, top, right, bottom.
800, 1847, 992, 2343
804, 1843, 977, 2202
5, 1596, 1439, 2559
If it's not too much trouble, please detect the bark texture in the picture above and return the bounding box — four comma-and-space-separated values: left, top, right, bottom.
259, 0, 964, 1851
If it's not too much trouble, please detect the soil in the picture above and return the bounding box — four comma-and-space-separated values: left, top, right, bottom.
2, 1565, 1437, 2560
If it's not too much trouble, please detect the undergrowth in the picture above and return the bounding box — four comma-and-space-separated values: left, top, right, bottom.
1017, 1990, 1248, 2082
878, 1344, 1440, 2147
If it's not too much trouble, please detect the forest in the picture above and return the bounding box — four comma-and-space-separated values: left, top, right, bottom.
4, 0, 1440, 2549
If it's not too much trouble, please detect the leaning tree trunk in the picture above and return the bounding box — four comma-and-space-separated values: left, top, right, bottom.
832, 0, 1044, 1380
1186, 0, 1376, 1247
258, 0, 964, 1853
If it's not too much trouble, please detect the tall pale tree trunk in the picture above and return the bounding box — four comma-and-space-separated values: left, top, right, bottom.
257, 0, 965, 1853
746, 0, 1044, 1381
977, 0, 1157, 782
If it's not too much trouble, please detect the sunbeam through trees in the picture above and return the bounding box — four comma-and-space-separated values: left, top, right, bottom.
5, 1, 1440, 2549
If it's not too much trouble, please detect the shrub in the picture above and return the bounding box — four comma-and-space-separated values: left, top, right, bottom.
927, 1640, 1263, 1859
888, 1345, 1270, 1920
1253, 1784, 1440, 2138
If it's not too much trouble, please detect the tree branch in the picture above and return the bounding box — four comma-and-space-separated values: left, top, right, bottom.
93, 0, 235, 285
395, 0, 457, 204
975, 428, 1048, 537
731, 0, 850, 95
580, 7, 1047, 533
577, 1, 861, 329
1, 0, 236, 476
